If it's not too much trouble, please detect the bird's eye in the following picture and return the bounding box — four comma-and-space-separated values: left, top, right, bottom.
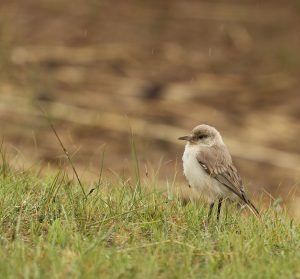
198, 135, 207, 139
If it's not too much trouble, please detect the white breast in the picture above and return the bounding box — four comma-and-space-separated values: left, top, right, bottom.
182, 144, 224, 203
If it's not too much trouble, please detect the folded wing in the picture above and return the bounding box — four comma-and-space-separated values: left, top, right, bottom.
197, 145, 259, 216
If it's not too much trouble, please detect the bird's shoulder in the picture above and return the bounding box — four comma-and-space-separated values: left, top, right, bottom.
196, 144, 232, 173
196, 144, 243, 190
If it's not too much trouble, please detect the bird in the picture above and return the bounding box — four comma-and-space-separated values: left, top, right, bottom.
178, 124, 259, 221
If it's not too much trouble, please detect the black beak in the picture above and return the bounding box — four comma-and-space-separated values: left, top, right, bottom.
178, 135, 192, 141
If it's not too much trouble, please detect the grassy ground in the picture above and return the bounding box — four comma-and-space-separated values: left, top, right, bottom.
0, 163, 299, 279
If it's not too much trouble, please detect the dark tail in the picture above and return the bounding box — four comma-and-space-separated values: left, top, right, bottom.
213, 175, 260, 218
242, 194, 260, 218
218, 182, 260, 218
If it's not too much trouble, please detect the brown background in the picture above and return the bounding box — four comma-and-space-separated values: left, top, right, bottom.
0, 0, 299, 205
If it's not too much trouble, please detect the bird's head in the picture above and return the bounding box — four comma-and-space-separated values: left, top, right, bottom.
178, 124, 224, 146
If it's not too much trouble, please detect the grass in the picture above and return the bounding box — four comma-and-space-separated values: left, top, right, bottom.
0, 163, 299, 279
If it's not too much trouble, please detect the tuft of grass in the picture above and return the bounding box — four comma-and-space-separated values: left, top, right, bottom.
0, 167, 299, 279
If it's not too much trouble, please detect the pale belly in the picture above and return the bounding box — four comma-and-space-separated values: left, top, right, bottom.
182, 145, 226, 203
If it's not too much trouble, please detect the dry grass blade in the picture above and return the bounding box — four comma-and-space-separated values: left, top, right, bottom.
38, 106, 87, 199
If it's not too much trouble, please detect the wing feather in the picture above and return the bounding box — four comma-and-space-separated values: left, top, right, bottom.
197, 145, 259, 216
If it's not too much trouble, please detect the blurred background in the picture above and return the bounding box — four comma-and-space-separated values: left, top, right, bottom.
0, 1, 299, 208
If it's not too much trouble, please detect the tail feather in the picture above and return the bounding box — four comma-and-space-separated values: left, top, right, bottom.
217, 181, 260, 218
245, 197, 260, 217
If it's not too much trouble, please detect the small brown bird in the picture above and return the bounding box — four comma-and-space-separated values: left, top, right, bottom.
178, 124, 259, 220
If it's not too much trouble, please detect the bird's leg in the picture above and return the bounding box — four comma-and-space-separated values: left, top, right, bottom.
208, 202, 215, 220
216, 198, 223, 221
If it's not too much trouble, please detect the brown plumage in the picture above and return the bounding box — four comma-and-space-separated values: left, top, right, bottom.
197, 145, 259, 216
179, 124, 260, 220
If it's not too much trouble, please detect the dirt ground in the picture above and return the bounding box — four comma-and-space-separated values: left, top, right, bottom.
0, 0, 300, 203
